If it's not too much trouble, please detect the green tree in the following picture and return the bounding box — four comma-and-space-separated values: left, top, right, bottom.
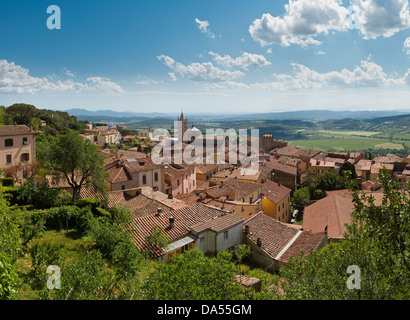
5, 103, 37, 126
339, 161, 357, 180
17, 178, 64, 209
302, 170, 346, 200
277, 167, 410, 300
54, 251, 108, 300
142, 249, 245, 300
146, 226, 170, 258
291, 187, 310, 221
38, 130, 108, 205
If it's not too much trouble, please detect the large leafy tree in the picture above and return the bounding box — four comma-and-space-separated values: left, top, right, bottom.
5, 103, 37, 126
302, 170, 346, 200
38, 130, 108, 205
143, 249, 247, 300
276, 167, 410, 300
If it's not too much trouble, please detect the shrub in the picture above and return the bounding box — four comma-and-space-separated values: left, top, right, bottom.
17, 178, 64, 209
45, 206, 80, 231
95, 207, 111, 220
0, 252, 20, 300
20, 210, 47, 246
76, 197, 103, 216
110, 205, 133, 224
0, 186, 20, 205
0, 178, 14, 187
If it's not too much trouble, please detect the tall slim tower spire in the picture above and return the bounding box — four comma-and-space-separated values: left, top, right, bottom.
177, 110, 188, 142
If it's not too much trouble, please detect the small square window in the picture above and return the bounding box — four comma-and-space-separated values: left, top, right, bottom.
5, 139, 13, 147
223, 231, 229, 240
22, 137, 28, 145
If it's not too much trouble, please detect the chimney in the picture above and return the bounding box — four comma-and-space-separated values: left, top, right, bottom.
156, 208, 162, 216
244, 225, 250, 235
249, 196, 253, 204
169, 216, 175, 228
257, 238, 262, 247
278, 182, 281, 187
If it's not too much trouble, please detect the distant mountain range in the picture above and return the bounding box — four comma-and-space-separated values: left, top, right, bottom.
64, 108, 410, 122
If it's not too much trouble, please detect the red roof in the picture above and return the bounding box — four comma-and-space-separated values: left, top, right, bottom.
244, 213, 324, 263
0, 124, 37, 136
302, 190, 373, 240
262, 179, 291, 204
124, 204, 227, 257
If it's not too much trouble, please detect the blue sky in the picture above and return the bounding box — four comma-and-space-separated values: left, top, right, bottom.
0, 0, 409, 114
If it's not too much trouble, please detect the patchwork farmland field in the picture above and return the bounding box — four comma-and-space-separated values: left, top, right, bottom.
288, 129, 406, 152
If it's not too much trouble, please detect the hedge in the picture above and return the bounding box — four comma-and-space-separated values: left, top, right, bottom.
0, 178, 15, 187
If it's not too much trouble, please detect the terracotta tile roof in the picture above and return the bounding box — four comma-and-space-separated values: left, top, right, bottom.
206, 178, 262, 202
278, 231, 325, 264
244, 213, 299, 259
0, 124, 37, 136
124, 204, 226, 257
226, 166, 261, 182
107, 190, 171, 217
356, 159, 372, 171
309, 159, 336, 167
75, 183, 108, 201
139, 186, 189, 210
201, 198, 237, 212
175, 192, 201, 205
372, 162, 394, 172
373, 154, 403, 164
164, 163, 195, 179
271, 146, 319, 159
190, 212, 244, 234
124, 157, 162, 172
106, 164, 134, 184
361, 180, 382, 191
266, 159, 298, 175
303, 191, 354, 239
244, 213, 324, 263
195, 163, 220, 175
203, 183, 236, 200
262, 180, 291, 204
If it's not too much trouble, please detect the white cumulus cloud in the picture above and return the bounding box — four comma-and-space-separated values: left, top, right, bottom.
249, 0, 349, 47
352, 0, 410, 39
253, 60, 407, 90
157, 55, 244, 82
208, 52, 272, 70
0, 59, 123, 94
403, 37, 410, 54
195, 18, 215, 39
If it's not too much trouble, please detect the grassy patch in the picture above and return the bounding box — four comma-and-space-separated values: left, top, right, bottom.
289, 135, 392, 152
239, 259, 279, 288
374, 142, 404, 150
316, 130, 382, 137
14, 230, 97, 299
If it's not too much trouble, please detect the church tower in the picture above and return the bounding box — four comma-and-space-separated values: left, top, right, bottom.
177, 111, 188, 142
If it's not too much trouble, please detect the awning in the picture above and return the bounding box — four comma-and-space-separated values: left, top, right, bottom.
164, 236, 196, 253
